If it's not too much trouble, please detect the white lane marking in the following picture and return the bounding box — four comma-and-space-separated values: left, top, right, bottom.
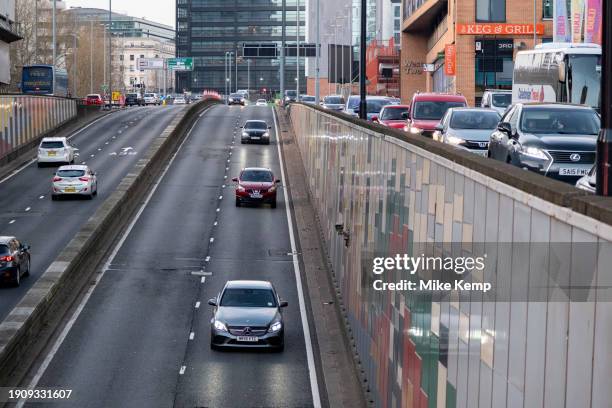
209, 237, 215, 243
200, 276, 205, 284
205, 256, 211, 262
195, 301, 201, 309
189, 332, 195, 340
25, 207, 31, 212
179, 366, 186, 375
213, 221, 218, 226
90, 154, 95, 158
9, 220, 15, 224
272, 107, 322, 408
219, 195, 223, 200
97, 148, 102, 151
215, 208, 220, 213
20, 104, 214, 402
39, 195, 44, 199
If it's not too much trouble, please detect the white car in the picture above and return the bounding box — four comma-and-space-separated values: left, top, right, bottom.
52, 165, 98, 200
174, 96, 186, 105
256, 99, 267, 106
144, 93, 159, 105
37, 137, 76, 167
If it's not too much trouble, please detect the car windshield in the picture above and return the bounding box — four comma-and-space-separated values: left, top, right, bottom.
492, 94, 511, 108
450, 111, 500, 129
144, 94, 154, 97
413, 101, 466, 120
230, 94, 242, 98
257, 99, 266, 103
520, 108, 601, 135
567, 54, 601, 110
41, 141, 64, 149
127, 94, 137, 98
0, 245, 9, 256
245, 121, 267, 130
220, 288, 277, 307
57, 169, 85, 178
366, 100, 390, 114
381, 107, 409, 120
324, 96, 345, 104
241, 170, 273, 182
285, 90, 297, 97
301, 96, 315, 102
86, 95, 99, 99
347, 96, 360, 109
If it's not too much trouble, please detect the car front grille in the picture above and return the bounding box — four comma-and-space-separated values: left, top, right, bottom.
463, 140, 489, 150
228, 326, 268, 336
547, 150, 596, 164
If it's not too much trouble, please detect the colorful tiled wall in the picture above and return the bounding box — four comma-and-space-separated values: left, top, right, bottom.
290, 104, 612, 408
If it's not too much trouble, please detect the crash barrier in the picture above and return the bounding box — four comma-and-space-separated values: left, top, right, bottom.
0, 99, 221, 395
0, 95, 78, 164
289, 103, 612, 408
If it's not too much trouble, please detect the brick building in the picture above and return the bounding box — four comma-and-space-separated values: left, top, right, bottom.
400, 0, 553, 106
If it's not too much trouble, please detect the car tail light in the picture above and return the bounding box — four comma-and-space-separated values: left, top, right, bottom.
79, 177, 90, 182
53, 176, 62, 182
0, 256, 13, 262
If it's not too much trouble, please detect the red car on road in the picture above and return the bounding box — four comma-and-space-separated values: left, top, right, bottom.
404, 93, 468, 137
372, 105, 410, 129
233, 167, 281, 208
84, 94, 104, 106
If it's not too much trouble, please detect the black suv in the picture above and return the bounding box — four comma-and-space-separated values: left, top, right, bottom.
488, 103, 600, 182
240, 120, 271, 144
0, 236, 31, 287
125, 93, 144, 106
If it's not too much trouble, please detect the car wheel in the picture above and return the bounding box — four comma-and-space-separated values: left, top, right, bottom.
271, 200, 277, 209
23, 257, 30, 277
93, 184, 98, 195
13, 267, 20, 287
37, 162, 42, 168
210, 342, 219, 351
51, 194, 58, 201
87, 193, 94, 200
235, 198, 241, 207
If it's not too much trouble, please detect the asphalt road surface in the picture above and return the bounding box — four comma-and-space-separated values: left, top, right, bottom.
31, 105, 316, 408
0, 105, 186, 321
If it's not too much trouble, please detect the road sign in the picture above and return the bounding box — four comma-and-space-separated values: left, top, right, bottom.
137, 58, 164, 70
243, 43, 317, 58
112, 91, 121, 101
168, 58, 193, 71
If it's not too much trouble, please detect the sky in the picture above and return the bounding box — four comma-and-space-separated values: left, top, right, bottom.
64, 0, 176, 28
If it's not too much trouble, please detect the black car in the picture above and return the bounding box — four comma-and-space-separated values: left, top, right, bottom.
209, 280, 288, 350
125, 93, 144, 106
241, 120, 271, 144
228, 93, 245, 106
488, 103, 600, 182
0, 236, 31, 287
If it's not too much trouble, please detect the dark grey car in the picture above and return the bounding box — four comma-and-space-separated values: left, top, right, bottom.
241, 120, 272, 144
209, 280, 288, 350
0, 236, 31, 287
488, 103, 600, 181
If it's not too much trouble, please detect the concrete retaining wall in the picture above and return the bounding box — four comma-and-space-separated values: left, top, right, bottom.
289, 103, 612, 408
0, 99, 220, 391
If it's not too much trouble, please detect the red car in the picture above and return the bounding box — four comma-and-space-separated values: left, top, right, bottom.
404, 93, 468, 137
84, 94, 104, 106
232, 167, 281, 208
372, 105, 410, 129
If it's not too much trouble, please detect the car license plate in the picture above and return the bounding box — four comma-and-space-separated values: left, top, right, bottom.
237, 336, 258, 342
48, 151, 56, 156
559, 168, 589, 176
251, 136, 261, 140
64, 187, 76, 193
250, 192, 262, 199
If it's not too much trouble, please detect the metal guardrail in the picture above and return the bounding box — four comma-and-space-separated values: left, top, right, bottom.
0, 95, 77, 162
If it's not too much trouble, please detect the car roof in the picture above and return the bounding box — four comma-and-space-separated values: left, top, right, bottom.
0, 236, 16, 244
484, 89, 512, 93
412, 93, 467, 102
383, 104, 409, 109
450, 107, 500, 113
57, 165, 89, 171
519, 102, 595, 110
244, 120, 267, 124
41, 137, 67, 142
242, 167, 272, 172
225, 280, 273, 290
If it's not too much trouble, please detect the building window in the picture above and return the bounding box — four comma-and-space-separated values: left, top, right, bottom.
130, 55, 134, 61
543, 0, 553, 18
476, 0, 506, 22
119, 55, 124, 61
475, 39, 513, 98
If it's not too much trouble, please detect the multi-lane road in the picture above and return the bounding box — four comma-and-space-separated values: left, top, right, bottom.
0, 105, 187, 321
21, 104, 318, 407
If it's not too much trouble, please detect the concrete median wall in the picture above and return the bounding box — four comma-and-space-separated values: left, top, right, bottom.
0, 99, 220, 393
289, 103, 612, 408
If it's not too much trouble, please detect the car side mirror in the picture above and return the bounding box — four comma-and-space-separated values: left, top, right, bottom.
275, 179, 281, 184
232, 177, 238, 182
401, 111, 409, 119
558, 61, 566, 83
434, 124, 444, 131
22, 244, 30, 251
208, 298, 217, 306
371, 115, 378, 122
497, 122, 512, 135
268, 126, 272, 129
279, 300, 288, 308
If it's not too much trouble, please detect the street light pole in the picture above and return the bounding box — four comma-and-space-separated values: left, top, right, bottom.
90, 20, 93, 94
52, 0, 56, 89
280, 0, 286, 102
247, 59, 251, 94
296, 0, 300, 98
359, 0, 367, 120
229, 52, 233, 95
315, 0, 320, 103
225, 52, 228, 100
108, 0, 112, 99
597, 0, 612, 195
235, 51, 238, 93
73, 34, 77, 97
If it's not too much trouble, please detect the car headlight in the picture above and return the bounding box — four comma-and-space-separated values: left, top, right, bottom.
268, 185, 276, 193
409, 126, 422, 135
268, 321, 282, 333
214, 320, 228, 332
242, 132, 249, 137
447, 135, 466, 146
229, 98, 234, 102
237, 185, 246, 192
263, 132, 270, 137
521, 146, 549, 160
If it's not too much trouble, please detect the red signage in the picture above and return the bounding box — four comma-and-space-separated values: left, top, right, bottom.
444, 44, 456, 76
457, 23, 545, 35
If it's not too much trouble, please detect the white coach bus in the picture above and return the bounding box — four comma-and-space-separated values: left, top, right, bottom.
512, 43, 601, 111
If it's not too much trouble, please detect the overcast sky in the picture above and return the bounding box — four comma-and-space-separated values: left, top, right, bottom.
64, 0, 176, 28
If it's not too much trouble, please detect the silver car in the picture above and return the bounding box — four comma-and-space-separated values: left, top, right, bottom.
52, 165, 98, 200
435, 108, 501, 156
481, 89, 512, 116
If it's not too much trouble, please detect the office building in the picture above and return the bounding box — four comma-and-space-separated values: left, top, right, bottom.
0, 0, 21, 85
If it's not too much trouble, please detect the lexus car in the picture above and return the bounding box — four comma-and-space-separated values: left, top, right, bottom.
488, 103, 600, 181
37, 137, 77, 167
52, 165, 98, 200
241, 120, 272, 144
0, 236, 31, 287
435, 108, 501, 156
209, 280, 288, 350
233, 167, 280, 208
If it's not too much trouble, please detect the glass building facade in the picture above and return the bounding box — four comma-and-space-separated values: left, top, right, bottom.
176, 0, 306, 95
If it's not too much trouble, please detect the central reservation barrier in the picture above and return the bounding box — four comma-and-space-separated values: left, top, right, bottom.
289, 103, 612, 408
